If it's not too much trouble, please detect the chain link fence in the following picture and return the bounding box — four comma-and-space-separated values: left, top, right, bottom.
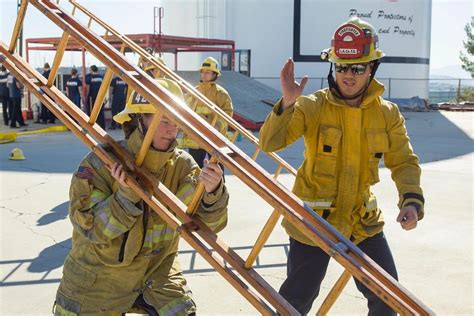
253, 77, 474, 105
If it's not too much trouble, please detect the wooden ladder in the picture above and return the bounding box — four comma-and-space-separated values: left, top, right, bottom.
1, 0, 434, 314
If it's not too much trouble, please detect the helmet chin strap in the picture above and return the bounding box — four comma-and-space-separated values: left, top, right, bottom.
200, 73, 218, 83
327, 60, 380, 101
137, 114, 149, 135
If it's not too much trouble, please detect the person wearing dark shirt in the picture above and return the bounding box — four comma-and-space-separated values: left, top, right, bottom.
85, 65, 105, 128
0, 65, 10, 125
108, 76, 128, 130
40, 62, 56, 124
7, 74, 27, 128
66, 68, 83, 108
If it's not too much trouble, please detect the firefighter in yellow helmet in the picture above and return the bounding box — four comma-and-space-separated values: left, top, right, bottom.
54, 78, 229, 315
260, 17, 424, 315
123, 53, 167, 119
143, 56, 166, 79
180, 56, 233, 168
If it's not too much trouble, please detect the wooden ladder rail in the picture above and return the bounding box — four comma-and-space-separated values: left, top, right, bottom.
7, 1, 435, 314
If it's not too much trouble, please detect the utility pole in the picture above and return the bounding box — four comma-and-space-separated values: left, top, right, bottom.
17, 0, 23, 56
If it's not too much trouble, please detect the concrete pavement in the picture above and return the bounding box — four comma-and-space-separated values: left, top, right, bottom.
0, 111, 472, 315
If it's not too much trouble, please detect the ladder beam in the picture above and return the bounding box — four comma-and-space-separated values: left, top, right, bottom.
88, 67, 112, 125
69, 0, 297, 177
29, 1, 432, 313
136, 110, 163, 166
9, 0, 28, 53
9, 1, 434, 314
244, 208, 281, 269
186, 155, 220, 215
0, 43, 294, 315
316, 270, 352, 316
48, 31, 69, 87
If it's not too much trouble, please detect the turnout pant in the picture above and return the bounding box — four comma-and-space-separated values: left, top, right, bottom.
279, 232, 398, 315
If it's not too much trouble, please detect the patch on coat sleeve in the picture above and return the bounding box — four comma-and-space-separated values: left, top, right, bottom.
75, 166, 94, 180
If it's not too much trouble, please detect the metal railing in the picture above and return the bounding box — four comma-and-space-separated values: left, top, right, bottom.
253, 76, 474, 104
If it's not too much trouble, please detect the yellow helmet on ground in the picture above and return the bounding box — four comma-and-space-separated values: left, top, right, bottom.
200, 57, 221, 76
322, 17, 385, 64
9, 148, 25, 160
113, 78, 184, 124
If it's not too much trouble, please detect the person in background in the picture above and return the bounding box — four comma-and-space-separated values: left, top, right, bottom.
0, 65, 10, 125
108, 75, 128, 130
180, 57, 233, 169
65, 68, 83, 108
7, 73, 27, 128
40, 62, 56, 124
85, 65, 105, 128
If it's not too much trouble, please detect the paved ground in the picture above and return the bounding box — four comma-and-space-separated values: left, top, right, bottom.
0, 111, 472, 315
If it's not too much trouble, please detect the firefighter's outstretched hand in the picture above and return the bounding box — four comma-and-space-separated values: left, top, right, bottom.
200, 159, 223, 193
397, 205, 418, 231
280, 58, 309, 110
111, 162, 129, 188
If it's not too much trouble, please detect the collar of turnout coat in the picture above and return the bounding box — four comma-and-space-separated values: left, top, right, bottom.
326, 78, 385, 109
197, 81, 217, 90
127, 129, 178, 173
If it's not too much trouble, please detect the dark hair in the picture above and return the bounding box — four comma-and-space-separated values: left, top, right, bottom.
122, 115, 139, 139
44, 62, 50, 69
90, 65, 98, 72
71, 68, 78, 75
0, 65, 6, 72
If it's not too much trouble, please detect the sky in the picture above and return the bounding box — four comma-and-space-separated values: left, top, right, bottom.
0, 0, 472, 77
429, 0, 472, 74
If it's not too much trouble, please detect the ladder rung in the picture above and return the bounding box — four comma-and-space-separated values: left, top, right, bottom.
329, 242, 350, 257
216, 146, 233, 156
127, 70, 140, 77
11, 0, 434, 313
179, 221, 199, 233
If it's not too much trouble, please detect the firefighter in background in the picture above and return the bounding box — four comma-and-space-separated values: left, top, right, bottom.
40, 62, 56, 124
0, 65, 10, 125
259, 17, 425, 315
143, 56, 167, 79
85, 65, 105, 128
7, 72, 27, 128
108, 75, 128, 130
65, 68, 83, 108
180, 57, 233, 168
53, 78, 228, 316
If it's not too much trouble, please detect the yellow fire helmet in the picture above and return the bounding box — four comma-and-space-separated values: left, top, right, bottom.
113, 78, 184, 124
144, 56, 166, 72
9, 148, 25, 160
321, 17, 385, 64
200, 57, 221, 76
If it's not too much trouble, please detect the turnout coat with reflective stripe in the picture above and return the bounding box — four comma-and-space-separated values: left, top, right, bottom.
259, 79, 424, 246
180, 82, 233, 149
55, 129, 229, 315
